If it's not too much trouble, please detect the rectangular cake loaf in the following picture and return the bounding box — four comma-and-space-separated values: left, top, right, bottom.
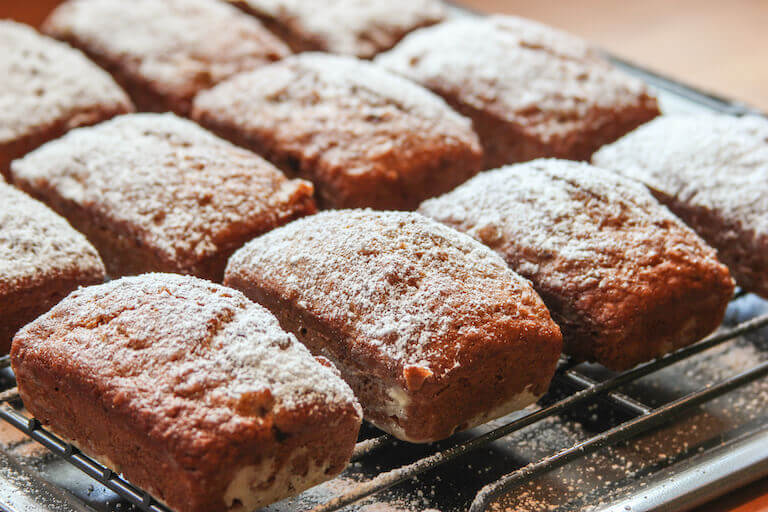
10, 113, 316, 281
419, 159, 735, 370
224, 210, 563, 442
11, 273, 362, 512
376, 16, 660, 169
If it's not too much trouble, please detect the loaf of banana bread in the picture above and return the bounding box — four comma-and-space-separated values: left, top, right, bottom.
224, 210, 563, 442
0, 182, 105, 354
43, 0, 290, 115
377, 16, 660, 169
0, 20, 132, 178
419, 159, 734, 370
10, 113, 316, 280
227, 0, 446, 58
193, 53, 483, 210
11, 273, 362, 512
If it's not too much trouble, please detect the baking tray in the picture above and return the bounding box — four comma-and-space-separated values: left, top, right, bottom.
1, 7, 767, 512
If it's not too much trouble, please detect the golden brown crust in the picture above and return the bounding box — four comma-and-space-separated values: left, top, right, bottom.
419, 160, 735, 370
0, 21, 132, 178
43, 0, 290, 115
226, 0, 446, 58
0, 182, 105, 353
11, 274, 362, 512
376, 16, 660, 169
224, 210, 563, 442
9, 114, 316, 281
192, 53, 483, 210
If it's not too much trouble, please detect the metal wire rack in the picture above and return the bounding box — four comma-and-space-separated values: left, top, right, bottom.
1, 298, 767, 512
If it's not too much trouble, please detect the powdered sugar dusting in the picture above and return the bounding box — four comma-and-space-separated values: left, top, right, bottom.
0, 182, 104, 293
231, 0, 446, 57
0, 20, 131, 144
593, 114, 768, 241
16, 274, 359, 423
10, 113, 313, 273
419, 159, 720, 294
44, 0, 289, 106
376, 16, 652, 140
196, 52, 476, 140
227, 210, 551, 375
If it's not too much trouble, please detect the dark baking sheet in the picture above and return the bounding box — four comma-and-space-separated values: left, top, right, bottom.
1, 9, 767, 512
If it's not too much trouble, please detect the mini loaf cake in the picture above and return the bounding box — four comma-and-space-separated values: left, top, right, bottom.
193, 53, 483, 210
10, 113, 316, 281
11, 273, 362, 512
43, 0, 290, 115
419, 159, 735, 370
0, 182, 105, 354
593, 114, 768, 298
0, 20, 132, 178
224, 210, 563, 443
376, 16, 660, 169
226, 0, 446, 58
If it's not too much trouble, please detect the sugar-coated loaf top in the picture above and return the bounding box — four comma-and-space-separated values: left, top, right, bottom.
419, 159, 732, 312
0, 182, 104, 294
593, 114, 768, 237
10, 113, 314, 272
226, 210, 560, 379
0, 20, 131, 145
229, 0, 446, 57
44, 0, 290, 106
12, 274, 361, 433
377, 16, 655, 140
193, 52, 480, 175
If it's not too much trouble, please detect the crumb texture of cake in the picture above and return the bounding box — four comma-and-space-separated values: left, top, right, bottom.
10, 273, 362, 512
227, 0, 446, 58
224, 210, 563, 442
0, 182, 105, 354
193, 53, 483, 210
10, 113, 316, 281
419, 159, 735, 370
376, 16, 660, 169
43, 0, 290, 115
0, 20, 132, 178
593, 114, 768, 298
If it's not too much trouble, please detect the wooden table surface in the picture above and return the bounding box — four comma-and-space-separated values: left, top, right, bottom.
3, 1, 768, 510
